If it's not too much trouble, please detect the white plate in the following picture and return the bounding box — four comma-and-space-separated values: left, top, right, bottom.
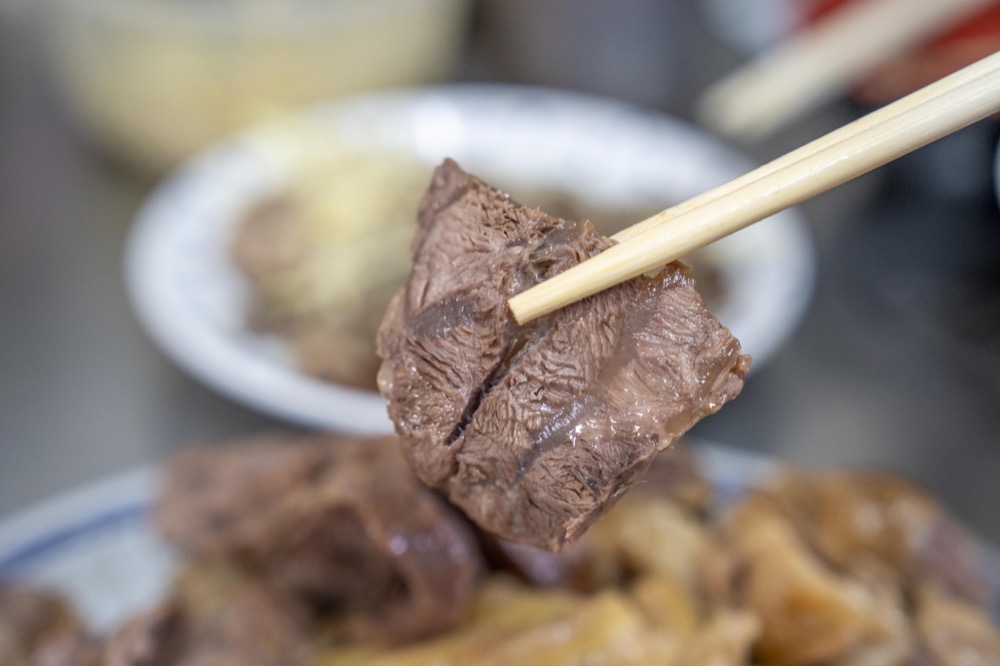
125, 85, 815, 434
3, 442, 997, 634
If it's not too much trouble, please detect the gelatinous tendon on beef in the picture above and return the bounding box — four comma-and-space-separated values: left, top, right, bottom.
377, 159, 750, 551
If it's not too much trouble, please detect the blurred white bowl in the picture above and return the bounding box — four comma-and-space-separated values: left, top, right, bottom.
124, 85, 815, 434
41, 0, 471, 173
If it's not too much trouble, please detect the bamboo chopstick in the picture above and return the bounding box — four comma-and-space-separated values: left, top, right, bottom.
612, 49, 1000, 244
507, 52, 1000, 325
696, 0, 995, 141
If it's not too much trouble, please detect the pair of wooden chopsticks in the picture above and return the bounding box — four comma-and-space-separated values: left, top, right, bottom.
507, 51, 1000, 325
697, 0, 996, 140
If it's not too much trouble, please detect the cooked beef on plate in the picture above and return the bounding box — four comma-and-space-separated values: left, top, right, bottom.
377, 159, 750, 551
156, 434, 483, 644
5, 435, 998, 666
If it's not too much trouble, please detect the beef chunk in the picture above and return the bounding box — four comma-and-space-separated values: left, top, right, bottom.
155, 434, 483, 643
761, 469, 993, 609
716, 496, 913, 665
377, 159, 750, 551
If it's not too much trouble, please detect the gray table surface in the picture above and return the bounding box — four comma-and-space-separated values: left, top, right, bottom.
3, 5, 999, 550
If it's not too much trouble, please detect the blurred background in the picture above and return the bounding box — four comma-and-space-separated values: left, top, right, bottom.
1, 0, 999, 549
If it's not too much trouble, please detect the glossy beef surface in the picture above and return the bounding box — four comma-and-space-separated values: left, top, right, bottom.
156, 434, 483, 644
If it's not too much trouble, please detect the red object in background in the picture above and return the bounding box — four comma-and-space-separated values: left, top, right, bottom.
803, 0, 1000, 105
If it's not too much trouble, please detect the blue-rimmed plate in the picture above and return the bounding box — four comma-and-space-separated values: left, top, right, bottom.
0, 442, 771, 632
0, 466, 176, 634
3, 442, 997, 633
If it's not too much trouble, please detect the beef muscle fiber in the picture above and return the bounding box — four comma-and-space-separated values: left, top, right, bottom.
377, 159, 750, 551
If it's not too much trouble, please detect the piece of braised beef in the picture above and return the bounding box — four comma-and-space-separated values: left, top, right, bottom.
155, 434, 483, 644
377, 159, 750, 551
762, 469, 993, 609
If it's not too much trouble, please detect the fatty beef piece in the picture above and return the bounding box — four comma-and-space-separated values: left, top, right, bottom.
377, 159, 750, 551
763, 469, 993, 607
155, 434, 484, 645
701, 468, 1000, 666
